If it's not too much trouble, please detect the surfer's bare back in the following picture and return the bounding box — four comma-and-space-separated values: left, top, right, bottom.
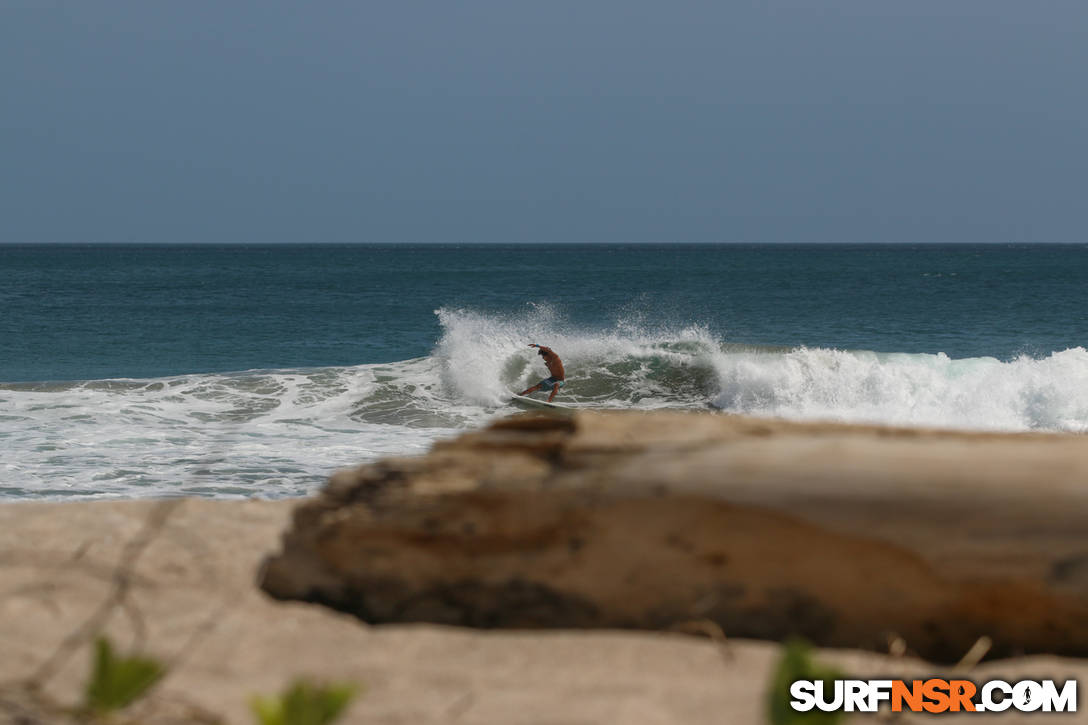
519, 344, 566, 402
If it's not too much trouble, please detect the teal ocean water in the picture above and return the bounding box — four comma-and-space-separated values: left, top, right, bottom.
2, 243, 1087, 499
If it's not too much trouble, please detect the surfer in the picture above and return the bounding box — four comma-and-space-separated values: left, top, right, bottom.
519, 344, 566, 402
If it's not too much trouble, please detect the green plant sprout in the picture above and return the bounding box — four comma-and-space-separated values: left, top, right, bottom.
251, 680, 358, 725
83, 637, 166, 714
767, 638, 844, 725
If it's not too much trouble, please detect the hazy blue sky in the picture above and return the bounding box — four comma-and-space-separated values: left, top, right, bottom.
2, 1, 1085, 242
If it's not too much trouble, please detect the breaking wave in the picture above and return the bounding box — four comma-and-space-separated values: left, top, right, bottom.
436, 306, 1088, 431
2, 306, 1086, 499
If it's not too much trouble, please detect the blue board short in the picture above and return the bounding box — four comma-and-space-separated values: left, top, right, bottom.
538, 376, 565, 392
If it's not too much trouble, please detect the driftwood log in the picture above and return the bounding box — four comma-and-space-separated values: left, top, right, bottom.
260, 411, 1088, 662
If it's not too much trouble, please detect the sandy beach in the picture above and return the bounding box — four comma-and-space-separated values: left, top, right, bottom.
3, 411, 1087, 723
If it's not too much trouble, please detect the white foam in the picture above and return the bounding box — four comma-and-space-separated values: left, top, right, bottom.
0, 367, 445, 500
710, 346, 1088, 432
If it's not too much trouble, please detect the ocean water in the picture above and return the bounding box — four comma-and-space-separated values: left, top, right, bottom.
2, 243, 1087, 500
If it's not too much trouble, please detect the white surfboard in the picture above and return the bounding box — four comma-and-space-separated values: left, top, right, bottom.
508, 393, 572, 412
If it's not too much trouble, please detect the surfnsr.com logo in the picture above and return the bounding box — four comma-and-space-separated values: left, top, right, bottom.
790, 678, 1078, 714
